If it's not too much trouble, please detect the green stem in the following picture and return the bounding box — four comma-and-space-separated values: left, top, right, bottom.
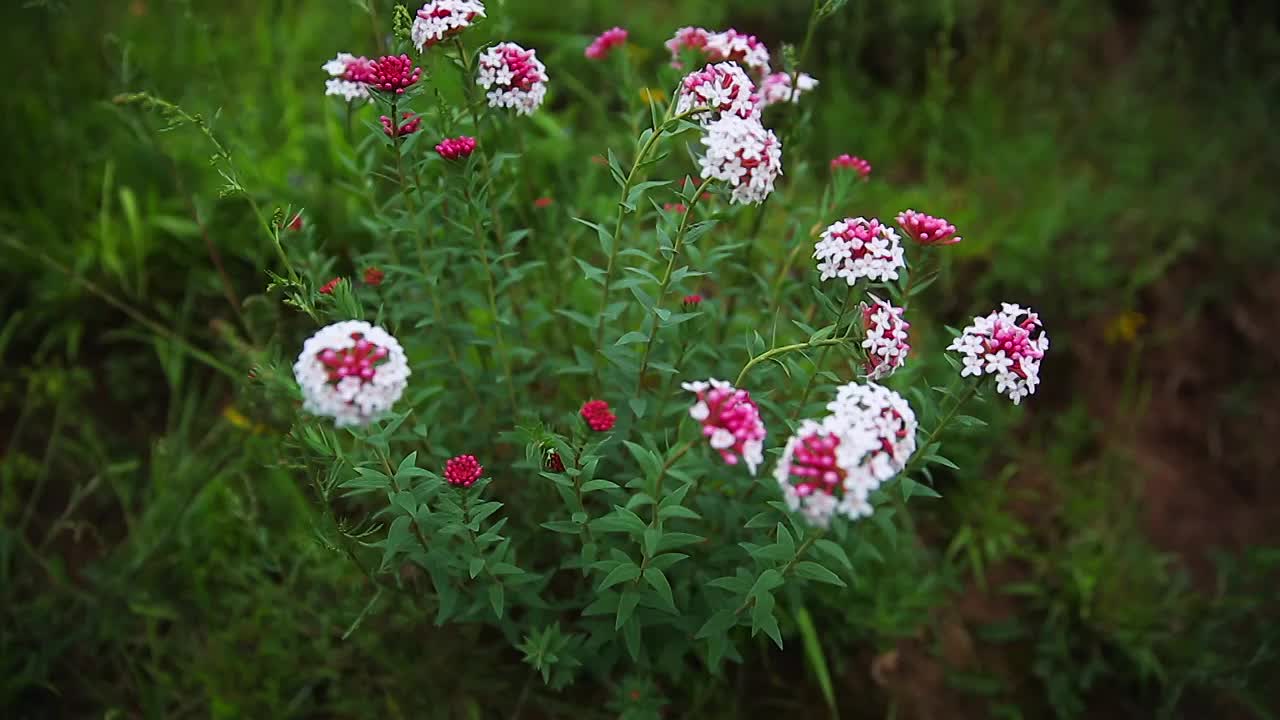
462, 180, 519, 414
734, 531, 822, 616
900, 381, 978, 480
793, 283, 859, 413
734, 337, 851, 388
634, 178, 715, 393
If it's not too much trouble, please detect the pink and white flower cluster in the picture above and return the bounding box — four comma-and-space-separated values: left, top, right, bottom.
477, 42, 549, 115
411, 0, 485, 52
948, 303, 1049, 404
897, 209, 962, 246
585, 27, 628, 60
830, 154, 871, 177
861, 295, 911, 380
760, 72, 819, 107
323, 53, 374, 102
293, 321, 410, 427
703, 29, 772, 76
813, 217, 906, 285
774, 382, 918, 527
698, 115, 783, 206
665, 27, 713, 68
683, 379, 766, 475
675, 62, 760, 123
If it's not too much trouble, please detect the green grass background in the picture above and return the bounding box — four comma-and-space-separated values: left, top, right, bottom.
2, 0, 1278, 718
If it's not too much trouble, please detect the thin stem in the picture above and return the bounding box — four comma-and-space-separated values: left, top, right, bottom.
462, 178, 519, 413
634, 178, 715, 393
900, 381, 978, 480
735, 337, 852, 388
734, 531, 822, 616
793, 283, 859, 412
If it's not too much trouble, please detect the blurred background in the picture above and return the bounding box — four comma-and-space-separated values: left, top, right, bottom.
2, 0, 1278, 718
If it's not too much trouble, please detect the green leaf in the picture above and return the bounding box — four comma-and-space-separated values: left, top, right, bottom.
643, 567, 676, 612
658, 505, 701, 521
469, 557, 484, 579
598, 562, 641, 590
572, 216, 613, 257
751, 592, 783, 649
749, 569, 785, 597
647, 553, 689, 570
580, 479, 621, 493
656, 532, 703, 552
814, 539, 853, 571
794, 561, 846, 586
695, 609, 738, 639
615, 331, 649, 345
592, 507, 647, 535
488, 583, 505, 618
795, 606, 838, 714
616, 590, 639, 629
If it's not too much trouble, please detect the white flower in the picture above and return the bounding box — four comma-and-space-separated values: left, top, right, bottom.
774, 416, 883, 528
293, 321, 410, 427
684, 378, 767, 475
827, 381, 919, 473
675, 62, 759, 124
704, 29, 771, 76
948, 304, 1049, 403
860, 294, 910, 380
476, 42, 549, 116
323, 53, 370, 101
759, 72, 818, 107
698, 115, 783, 206
411, 1, 485, 52
814, 217, 906, 285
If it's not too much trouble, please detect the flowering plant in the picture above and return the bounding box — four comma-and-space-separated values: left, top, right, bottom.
118, 1, 1049, 709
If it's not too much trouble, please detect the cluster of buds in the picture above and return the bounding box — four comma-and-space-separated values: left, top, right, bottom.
861, 295, 911, 380
897, 209, 962, 246
435, 135, 477, 160
355, 55, 423, 95
813, 217, 906, 285
703, 29, 772, 76
759, 72, 819, 107
411, 0, 485, 51
580, 399, 617, 432
319, 277, 343, 295
698, 115, 783, 206
948, 303, 1049, 404
683, 379, 766, 475
682, 294, 703, 309
362, 267, 385, 286
477, 42, 549, 116
293, 321, 411, 427
830, 154, 871, 178
585, 27, 628, 60
664, 26, 712, 68
444, 454, 484, 487
380, 112, 422, 138
675, 62, 760, 123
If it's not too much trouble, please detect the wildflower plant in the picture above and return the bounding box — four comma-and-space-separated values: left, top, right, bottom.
123, 1, 1051, 709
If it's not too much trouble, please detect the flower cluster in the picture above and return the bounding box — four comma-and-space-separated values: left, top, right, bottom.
319, 277, 343, 295
704, 29, 772, 76
861, 295, 911, 380
444, 454, 484, 487
363, 267, 385, 286
293, 321, 411, 427
323, 52, 374, 101
830, 154, 871, 178
759, 72, 819, 107
897, 209, 962, 246
411, 0, 485, 51
698, 115, 783, 206
476, 42, 548, 116
775, 382, 918, 528
435, 135, 477, 160
380, 112, 422, 138
585, 27, 628, 60
683, 379, 766, 475
664, 26, 712, 68
676, 62, 759, 123
357, 55, 423, 95
948, 304, 1049, 404
814, 217, 906, 285
580, 399, 617, 432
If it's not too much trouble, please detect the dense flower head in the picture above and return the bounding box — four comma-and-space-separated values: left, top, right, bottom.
775, 417, 882, 527
412, 1, 485, 51
293, 321, 410, 427
759, 72, 819, 107
682, 293, 703, 308
319, 277, 343, 295
814, 217, 906, 285
948, 303, 1049, 404
323, 52, 374, 101
477, 42, 548, 116
380, 113, 422, 138
861, 295, 911, 380
830, 154, 872, 178
435, 135, 477, 160
358, 55, 423, 95
585, 27, 628, 60
698, 115, 783, 206
580, 399, 617, 432
444, 454, 484, 487
827, 381, 919, 480
897, 209, 962, 246
704, 29, 772, 76
665, 26, 712, 68
675, 62, 760, 123
362, 267, 385, 286
683, 379, 766, 475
